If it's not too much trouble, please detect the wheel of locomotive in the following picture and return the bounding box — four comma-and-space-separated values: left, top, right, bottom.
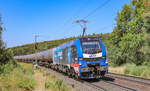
63, 66, 67, 75
100, 71, 106, 79
51, 65, 53, 69
64, 66, 67, 74
56, 65, 59, 71
75, 73, 80, 81
54, 65, 57, 70
48, 64, 51, 68
67, 69, 72, 78
71, 68, 75, 78
60, 65, 62, 73
52, 65, 55, 69
71, 69, 80, 80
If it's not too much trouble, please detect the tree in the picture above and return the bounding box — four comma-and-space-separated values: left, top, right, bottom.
111, 4, 132, 46
109, 0, 145, 65
140, 0, 150, 64
0, 14, 15, 65
0, 14, 3, 48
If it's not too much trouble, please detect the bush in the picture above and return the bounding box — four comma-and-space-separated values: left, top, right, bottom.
0, 49, 16, 65
124, 64, 135, 74
140, 69, 150, 78
124, 64, 150, 78
55, 79, 63, 90
142, 61, 149, 65
42, 70, 74, 91
130, 67, 142, 76
0, 60, 17, 74
45, 82, 51, 88
0, 63, 36, 91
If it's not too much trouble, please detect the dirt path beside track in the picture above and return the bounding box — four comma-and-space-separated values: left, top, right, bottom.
34, 70, 46, 91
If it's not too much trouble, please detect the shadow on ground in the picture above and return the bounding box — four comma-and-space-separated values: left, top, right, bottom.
83, 76, 115, 83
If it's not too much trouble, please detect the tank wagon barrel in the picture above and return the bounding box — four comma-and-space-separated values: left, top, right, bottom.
14, 48, 53, 63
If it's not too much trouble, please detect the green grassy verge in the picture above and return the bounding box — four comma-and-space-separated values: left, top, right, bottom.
109, 64, 150, 79
0, 62, 36, 91
124, 64, 150, 78
41, 70, 76, 91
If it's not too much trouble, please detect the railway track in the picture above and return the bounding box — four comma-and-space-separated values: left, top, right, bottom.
80, 80, 107, 91
41, 66, 147, 91
41, 66, 106, 91
107, 72, 150, 86
85, 77, 137, 91
101, 78, 137, 91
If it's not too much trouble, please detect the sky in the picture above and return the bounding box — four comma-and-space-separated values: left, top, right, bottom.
0, 0, 130, 48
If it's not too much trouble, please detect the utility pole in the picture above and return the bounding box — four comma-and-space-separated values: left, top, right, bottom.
34, 34, 39, 64
34, 35, 39, 50
72, 20, 89, 37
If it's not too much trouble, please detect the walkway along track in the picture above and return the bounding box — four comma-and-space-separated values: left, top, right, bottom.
40, 66, 139, 91
107, 72, 150, 86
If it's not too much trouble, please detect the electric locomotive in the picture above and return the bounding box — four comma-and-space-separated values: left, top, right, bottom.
52, 37, 108, 79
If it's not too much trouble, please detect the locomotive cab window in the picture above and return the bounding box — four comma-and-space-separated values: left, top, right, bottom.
81, 41, 102, 54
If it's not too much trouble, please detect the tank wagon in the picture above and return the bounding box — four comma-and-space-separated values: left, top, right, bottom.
15, 37, 108, 79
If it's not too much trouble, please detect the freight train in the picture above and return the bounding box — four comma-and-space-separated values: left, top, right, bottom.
14, 37, 108, 79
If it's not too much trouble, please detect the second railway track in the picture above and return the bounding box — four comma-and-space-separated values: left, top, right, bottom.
86, 77, 138, 91
107, 72, 150, 86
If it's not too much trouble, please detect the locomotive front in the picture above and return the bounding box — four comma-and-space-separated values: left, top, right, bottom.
77, 37, 108, 79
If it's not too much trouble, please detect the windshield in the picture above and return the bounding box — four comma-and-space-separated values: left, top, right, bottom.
82, 41, 102, 54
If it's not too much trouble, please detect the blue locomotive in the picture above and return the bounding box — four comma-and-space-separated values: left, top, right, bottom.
52, 37, 108, 79
15, 37, 108, 79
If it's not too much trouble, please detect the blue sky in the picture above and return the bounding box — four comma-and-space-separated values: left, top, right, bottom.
0, 0, 130, 48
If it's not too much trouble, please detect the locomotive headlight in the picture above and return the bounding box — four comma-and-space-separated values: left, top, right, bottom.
79, 62, 82, 65
101, 57, 105, 59
79, 58, 83, 60
106, 60, 108, 64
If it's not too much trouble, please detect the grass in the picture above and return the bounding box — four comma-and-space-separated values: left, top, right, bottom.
41, 70, 76, 91
0, 62, 76, 91
108, 66, 124, 74
124, 64, 150, 78
109, 64, 150, 79
0, 62, 36, 91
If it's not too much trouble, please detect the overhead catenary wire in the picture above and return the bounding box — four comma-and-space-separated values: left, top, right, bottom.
41, 2, 89, 40
62, 0, 90, 27
93, 23, 115, 33
68, 0, 111, 36
83, 0, 111, 19
57, 0, 90, 38
59, 0, 111, 38
50, 0, 111, 39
